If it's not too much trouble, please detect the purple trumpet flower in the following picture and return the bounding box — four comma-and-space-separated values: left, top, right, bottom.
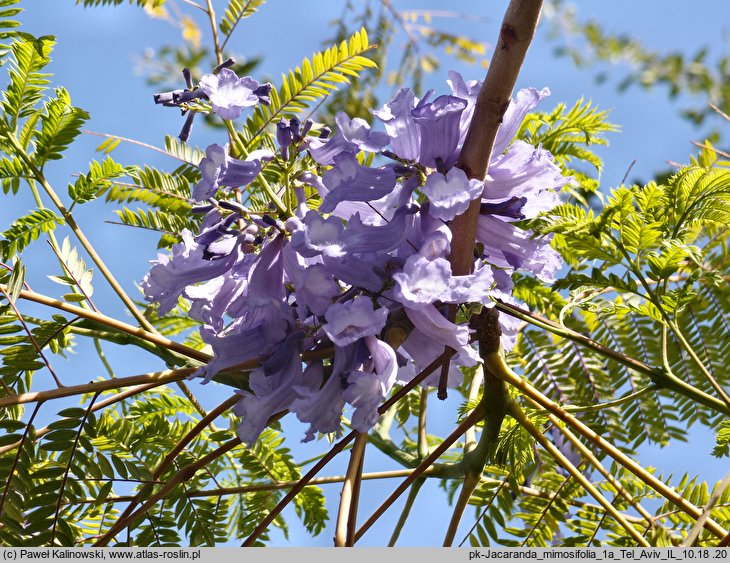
476, 214, 562, 283
307, 112, 389, 165
392, 254, 496, 310
234, 332, 305, 445
324, 295, 388, 347
199, 68, 271, 120
343, 336, 398, 432
423, 167, 484, 221
492, 87, 551, 157
341, 204, 418, 255
485, 141, 568, 218
372, 88, 421, 161
193, 144, 271, 201
320, 153, 397, 213
290, 210, 346, 258
141, 230, 240, 316
411, 95, 467, 169
447, 70, 482, 148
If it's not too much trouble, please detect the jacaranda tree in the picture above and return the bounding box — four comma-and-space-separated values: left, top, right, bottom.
1, 0, 729, 548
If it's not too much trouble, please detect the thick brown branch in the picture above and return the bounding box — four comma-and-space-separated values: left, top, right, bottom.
450, 0, 543, 277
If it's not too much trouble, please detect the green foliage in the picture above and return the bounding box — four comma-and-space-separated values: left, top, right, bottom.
0, 155, 28, 194
112, 207, 198, 248
1, 36, 53, 129
0, 0, 23, 59
242, 27, 376, 149
713, 420, 730, 458
219, 0, 267, 39
47, 237, 95, 305
0, 208, 63, 260
34, 87, 89, 166
75, 0, 165, 7
69, 157, 130, 206
519, 98, 617, 201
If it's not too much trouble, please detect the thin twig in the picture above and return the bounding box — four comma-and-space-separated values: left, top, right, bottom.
242, 349, 456, 546
509, 402, 650, 546
334, 433, 367, 546
484, 352, 728, 539
94, 439, 240, 546
0, 285, 64, 388
0, 367, 196, 408
50, 393, 100, 546
353, 404, 486, 543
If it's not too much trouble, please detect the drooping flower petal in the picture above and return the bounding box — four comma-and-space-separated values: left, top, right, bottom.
193, 144, 264, 201
307, 112, 389, 165
404, 305, 479, 366
343, 336, 397, 432
476, 214, 562, 283
320, 153, 397, 213
492, 87, 550, 157
341, 204, 418, 255
372, 88, 421, 161
324, 296, 388, 347
392, 255, 452, 310
290, 210, 346, 258
411, 95, 467, 168
291, 360, 346, 442
447, 70, 482, 148
141, 230, 239, 316
233, 332, 305, 445
422, 167, 483, 221
485, 140, 567, 218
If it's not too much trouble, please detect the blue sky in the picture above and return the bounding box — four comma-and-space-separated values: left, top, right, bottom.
4, 0, 729, 547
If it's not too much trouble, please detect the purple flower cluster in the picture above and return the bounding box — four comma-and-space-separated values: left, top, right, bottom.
144, 71, 568, 445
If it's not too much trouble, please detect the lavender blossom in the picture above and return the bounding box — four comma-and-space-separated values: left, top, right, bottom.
372, 88, 421, 161
141, 230, 239, 316
422, 167, 483, 221
342, 336, 398, 432
290, 210, 346, 258
324, 296, 388, 347
320, 153, 397, 213
411, 95, 467, 169
193, 144, 268, 201
307, 112, 389, 165
492, 87, 551, 157
199, 69, 269, 120
341, 204, 418, 255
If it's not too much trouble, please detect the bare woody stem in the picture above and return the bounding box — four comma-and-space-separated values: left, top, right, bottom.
334, 433, 367, 547
438, 0, 544, 398
450, 0, 543, 276
495, 300, 730, 416
5, 284, 210, 363
354, 404, 486, 543
546, 414, 656, 528
0, 367, 196, 408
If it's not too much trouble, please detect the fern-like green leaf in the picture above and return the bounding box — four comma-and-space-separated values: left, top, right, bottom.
243, 27, 376, 148
219, 0, 266, 39
34, 87, 89, 165
1, 36, 53, 128
68, 157, 129, 205
0, 208, 63, 259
